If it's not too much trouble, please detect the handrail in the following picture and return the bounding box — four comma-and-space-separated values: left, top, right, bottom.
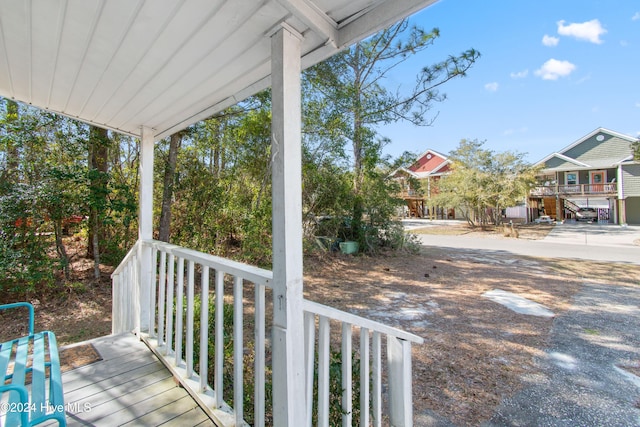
303, 299, 424, 344
145, 239, 272, 288
111, 240, 140, 277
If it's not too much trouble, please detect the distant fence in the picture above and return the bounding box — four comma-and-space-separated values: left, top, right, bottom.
505, 206, 527, 219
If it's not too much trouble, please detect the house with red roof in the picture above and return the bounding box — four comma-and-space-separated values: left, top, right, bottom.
391, 149, 460, 219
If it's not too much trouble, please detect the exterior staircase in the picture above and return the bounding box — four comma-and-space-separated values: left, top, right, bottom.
563, 198, 581, 219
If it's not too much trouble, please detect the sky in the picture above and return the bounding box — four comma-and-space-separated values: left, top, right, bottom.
377, 0, 640, 164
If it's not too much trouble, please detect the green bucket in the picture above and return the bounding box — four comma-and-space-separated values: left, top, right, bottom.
339, 241, 359, 254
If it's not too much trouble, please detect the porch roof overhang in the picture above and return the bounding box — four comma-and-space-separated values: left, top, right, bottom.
0, 0, 437, 141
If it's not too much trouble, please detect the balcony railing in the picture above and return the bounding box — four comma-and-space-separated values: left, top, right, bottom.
398, 189, 422, 198
530, 183, 617, 197
112, 239, 424, 427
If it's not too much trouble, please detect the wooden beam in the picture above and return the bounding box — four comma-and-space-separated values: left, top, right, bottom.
277, 0, 338, 47
270, 25, 306, 427
337, 0, 438, 48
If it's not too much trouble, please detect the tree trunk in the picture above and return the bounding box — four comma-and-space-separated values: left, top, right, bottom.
158, 132, 181, 242
53, 220, 70, 280
4, 100, 20, 181
350, 46, 366, 243
87, 126, 110, 279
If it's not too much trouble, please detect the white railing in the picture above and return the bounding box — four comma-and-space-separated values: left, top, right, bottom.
111, 241, 140, 335
530, 183, 617, 197
303, 300, 423, 427
111, 239, 424, 426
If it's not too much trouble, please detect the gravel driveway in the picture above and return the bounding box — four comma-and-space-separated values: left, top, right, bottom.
485, 281, 640, 426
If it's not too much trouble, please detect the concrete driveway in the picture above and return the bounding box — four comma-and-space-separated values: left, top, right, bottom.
407, 220, 640, 265
543, 221, 640, 248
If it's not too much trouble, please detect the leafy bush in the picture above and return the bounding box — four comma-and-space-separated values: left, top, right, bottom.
0, 184, 56, 294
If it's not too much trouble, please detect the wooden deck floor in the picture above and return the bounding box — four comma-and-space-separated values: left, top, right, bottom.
51, 333, 214, 426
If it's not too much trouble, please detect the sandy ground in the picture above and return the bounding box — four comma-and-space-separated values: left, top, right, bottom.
303, 223, 640, 425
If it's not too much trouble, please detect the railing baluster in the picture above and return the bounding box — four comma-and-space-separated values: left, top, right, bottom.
360, 327, 370, 427
186, 260, 195, 378
304, 312, 316, 427
372, 331, 382, 427
318, 315, 330, 427
175, 257, 184, 366
388, 337, 413, 426
133, 256, 141, 335
165, 253, 175, 356
158, 250, 167, 347
119, 267, 126, 333
132, 256, 138, 334
255, 284, 266, 427
200, 265, 209, 392
234, 276, 244, 426
149, 246, 158, 337
341, 323, 352, 427
214, 269, 224, 408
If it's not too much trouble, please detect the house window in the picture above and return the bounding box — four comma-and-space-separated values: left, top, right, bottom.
566, 172, 578, 185
591, 171, 605, 184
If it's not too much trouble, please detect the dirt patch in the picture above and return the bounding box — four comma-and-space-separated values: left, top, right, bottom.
304, 248, 640, 426
0, 238, 113, 345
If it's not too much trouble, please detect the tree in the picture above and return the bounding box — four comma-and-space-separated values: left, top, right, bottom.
2, 100, 20, 180
303, 20, 480, 244
0, 100, 86, 290
87, 126, 111, 278
37, 166, 85, 280
158, 131, 183, 243
435, 139, 540, 226
632, 139, 640, 161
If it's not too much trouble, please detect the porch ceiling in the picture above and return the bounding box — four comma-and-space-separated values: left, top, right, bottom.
0, 0, 437, 141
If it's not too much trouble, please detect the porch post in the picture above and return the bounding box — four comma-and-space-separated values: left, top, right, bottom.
270, 25, 306, 426
138, 126, 155, 333
617, 164, 627, 226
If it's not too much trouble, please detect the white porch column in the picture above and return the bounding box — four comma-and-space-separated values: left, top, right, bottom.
138, 126, 155, 333
617, 164, 627, 226
270, 25, 306, 427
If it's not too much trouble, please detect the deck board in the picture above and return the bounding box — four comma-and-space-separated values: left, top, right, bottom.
52, 333, 214, 427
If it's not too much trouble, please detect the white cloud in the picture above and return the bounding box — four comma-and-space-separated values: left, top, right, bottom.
535, 59, 576, 80
635, 102, 640, 108
633, 12, 640, 21
484, 82, 499, 92
557, 19, 607, 44
542, 35, 559, 46
510, 69, 529, 79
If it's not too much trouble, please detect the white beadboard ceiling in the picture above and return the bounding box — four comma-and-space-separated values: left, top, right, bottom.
0, 0, 436, 141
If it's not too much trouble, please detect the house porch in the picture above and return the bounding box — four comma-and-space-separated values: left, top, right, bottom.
51, 333, 210, 426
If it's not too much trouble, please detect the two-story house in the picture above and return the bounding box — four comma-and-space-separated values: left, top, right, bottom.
530, 128, 640, 225
391, 149, 460, 219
